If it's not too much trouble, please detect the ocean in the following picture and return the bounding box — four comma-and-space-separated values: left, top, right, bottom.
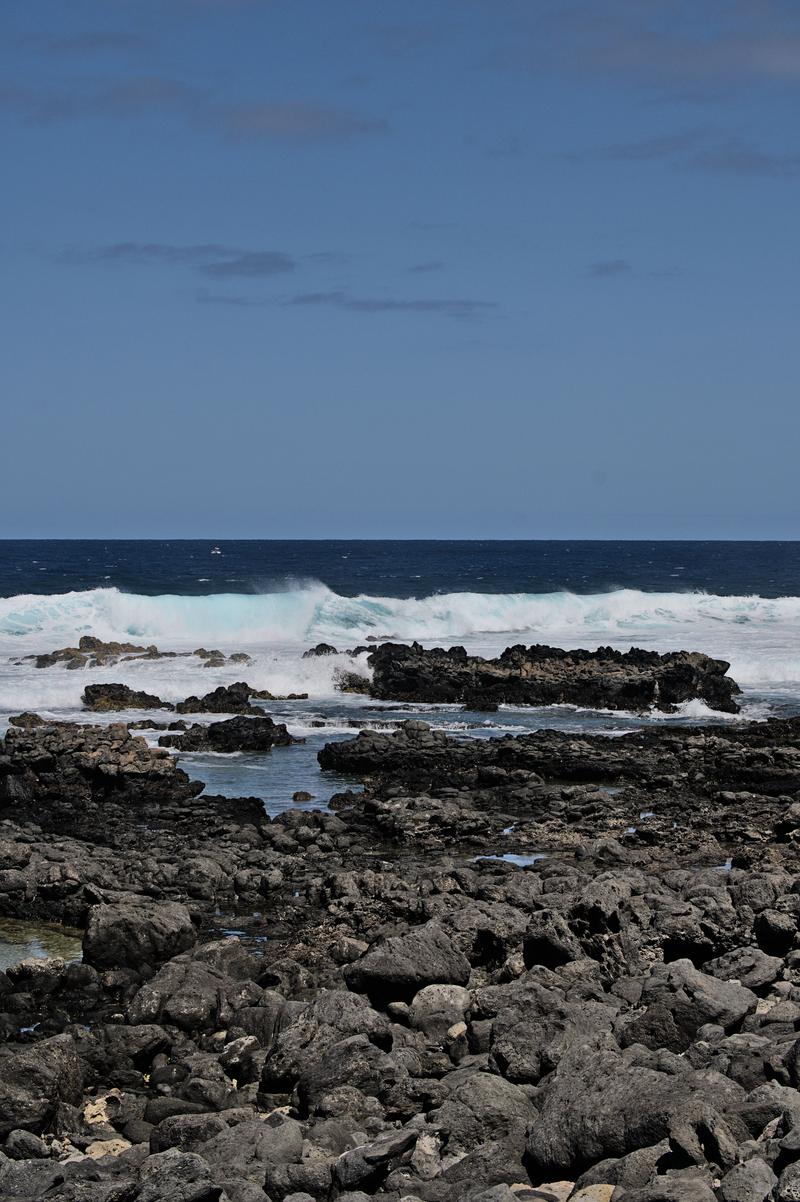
2, 539, 799, 815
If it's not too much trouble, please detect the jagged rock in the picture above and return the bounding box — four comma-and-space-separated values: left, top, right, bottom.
0, 719, 202, 810
333, 1128, 417, 1190
200, 1115, 304, 1186
82, 683, 173, 711
344, 921, 471, 1005
260, 990, 391, 1097
158, 715, 299, 753
128, 951, 261, 1032
175, 682, 274, 714
303, 643, 339, 658
0, 1034, 83, 1137
705, 946, 784, 992
778, 1161, 800, 1201
526, 1032, 738, 1177
358, 641, 741, 713
639, 959, 757, 1036
30, 635, 154, 670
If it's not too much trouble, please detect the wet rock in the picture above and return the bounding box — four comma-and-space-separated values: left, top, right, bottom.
303, 643, 339, 658
30, 635, 159, 670
158, 715, 299, 753
359, 641, 741, 713
83, 900, 196, 971
82, 683, 173, 712
175, 682, 274, 714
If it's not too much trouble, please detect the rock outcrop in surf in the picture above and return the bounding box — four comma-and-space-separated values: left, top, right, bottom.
339, 640, 742, 713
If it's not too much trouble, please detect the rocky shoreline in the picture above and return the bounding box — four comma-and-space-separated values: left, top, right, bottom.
1, 649, 799, 1201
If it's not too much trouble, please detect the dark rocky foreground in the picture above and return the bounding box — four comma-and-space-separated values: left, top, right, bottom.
338, 642, 742, 714
1, 710, 800, 1200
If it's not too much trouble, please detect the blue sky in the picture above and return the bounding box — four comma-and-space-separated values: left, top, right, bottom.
2, 0, 798, 538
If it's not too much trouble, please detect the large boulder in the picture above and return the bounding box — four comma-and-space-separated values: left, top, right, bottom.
0, 1034, 83, 1137
128, 951, 261, 1032
474, 979, 617, 1083
199, 1115, 304, 1188
344, 921, 471, 1006
526, 1033, 738, 1177
639, 958, 757, 1037
135, 1148, 218, 1202
83, 899, 197, 971
261, 990, 391, 1097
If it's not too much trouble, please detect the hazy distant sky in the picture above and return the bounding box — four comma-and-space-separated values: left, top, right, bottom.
2, 0, 798, 538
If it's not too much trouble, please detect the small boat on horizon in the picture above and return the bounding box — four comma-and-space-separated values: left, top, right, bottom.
210, 546, 222, 555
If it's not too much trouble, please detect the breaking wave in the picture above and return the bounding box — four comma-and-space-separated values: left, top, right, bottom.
1, 584, 799, 687
0, 583, 798, 642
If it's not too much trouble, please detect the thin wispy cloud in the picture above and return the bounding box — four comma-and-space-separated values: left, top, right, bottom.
689, 139, 800, 179
0, 78, 386, 145
39, 32, 151, 54
587, 259, 631, 278
200, 251, 295, 278
571, 130, 800, 179
495, 1, 800, 96
591, 131, 704, 162
287, 291, 496, 320
0, 78, 197, 124
409, 260, 445, 274
64, 242, 297, 278
222, 101, 387, 142
196, 291, 270, 308
196, 288, 496, 320
584, 30, 800, 87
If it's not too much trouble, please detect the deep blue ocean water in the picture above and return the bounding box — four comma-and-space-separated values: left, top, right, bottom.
2, 539, 799, 598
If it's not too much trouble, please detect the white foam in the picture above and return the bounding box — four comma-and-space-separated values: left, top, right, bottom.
0, 584, 797, 649
0, 584, 799, 710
